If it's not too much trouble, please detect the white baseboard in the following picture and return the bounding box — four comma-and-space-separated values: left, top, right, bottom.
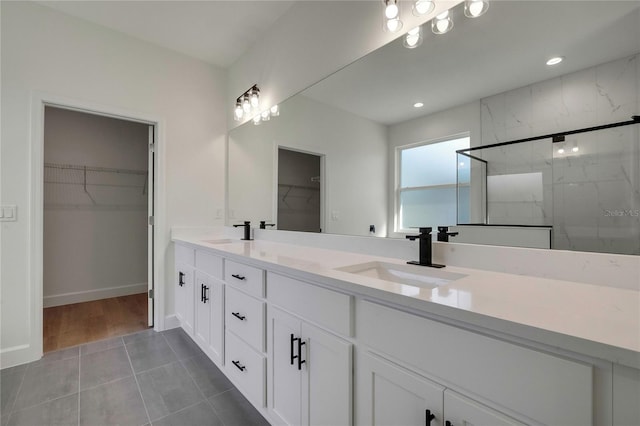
164, 314, 180, 330
43, 283, 148, 308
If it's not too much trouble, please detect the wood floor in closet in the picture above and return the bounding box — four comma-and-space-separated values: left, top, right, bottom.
43, 293, 149, 352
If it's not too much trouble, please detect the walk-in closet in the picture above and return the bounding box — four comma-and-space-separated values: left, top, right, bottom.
43, 106, 152, 351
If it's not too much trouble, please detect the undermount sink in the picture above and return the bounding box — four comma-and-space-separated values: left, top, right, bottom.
202, 238, 236, 244
335, 261, 466, 289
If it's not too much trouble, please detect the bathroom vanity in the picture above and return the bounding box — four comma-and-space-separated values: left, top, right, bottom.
172, 234, 640, 426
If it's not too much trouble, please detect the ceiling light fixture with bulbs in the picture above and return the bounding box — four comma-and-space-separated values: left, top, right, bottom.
233, 84, 280, 125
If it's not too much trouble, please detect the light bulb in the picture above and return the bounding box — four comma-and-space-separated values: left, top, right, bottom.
557, 148, 565, 154
261, 110, 270, 121
242, 96, 251, 113
403, 26, 422, 49
413, 0, 435, 16
386, 17, 403, 32
464, 0, 489, 18
572, 146, 579, 153
385, 1, 399, 19
270, 104, 279, 116
432, 10, 453, 34
234, 103, 243, 121
252, 115, 261, 125
250, 91, 259, 108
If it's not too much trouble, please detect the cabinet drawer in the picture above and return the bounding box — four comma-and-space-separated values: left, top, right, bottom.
225, 259, 264, 298
357, 300, 593, 426
225, 331, 266, 408
195, 250, 223, 279
175, 244, 195, 266
225, 286, 265, 352
267, 272, 353, 337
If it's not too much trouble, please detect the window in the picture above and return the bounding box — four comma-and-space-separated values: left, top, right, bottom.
396, 135, 470, 232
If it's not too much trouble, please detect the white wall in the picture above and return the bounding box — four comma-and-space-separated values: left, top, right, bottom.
1, 1, 226, 366
43, 107, 148, 307
228, 95, 388, 237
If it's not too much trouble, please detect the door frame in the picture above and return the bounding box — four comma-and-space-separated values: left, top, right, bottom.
30, 92, 166, 359
273, 145, 326, 233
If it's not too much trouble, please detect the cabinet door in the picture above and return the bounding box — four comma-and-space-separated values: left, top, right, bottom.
302, 322, 352, 426
356, 352, 444, 426
268, 307, 303, 426
175, 263, 194, 336
443, 390, 525, 426
208, 278, 224, 366
194, 271, 212, 352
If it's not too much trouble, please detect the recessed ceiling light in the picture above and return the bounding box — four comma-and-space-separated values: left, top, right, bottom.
546, 56, 564, 66
413, 102, 424, 108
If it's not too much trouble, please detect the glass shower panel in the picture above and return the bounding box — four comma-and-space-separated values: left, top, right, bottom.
457, 152, 486, 224
552, 125, 640, 254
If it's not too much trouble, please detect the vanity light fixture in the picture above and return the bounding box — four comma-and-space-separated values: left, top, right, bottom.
413, 0, 435, 16
413, 102, 424, 108
432, 10, 453, 34
404, 26, 423, 49
261, 110, 270, 121
546, 56, 564, 66
383, 0, 403, 32
270, 104, 280, 117
464, 0, 489, 18
234, 84, 261, 122
252, 114, 261, 125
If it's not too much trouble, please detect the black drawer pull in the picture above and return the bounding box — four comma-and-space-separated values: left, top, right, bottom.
232, 360, 246, 371
426, 409, 435, 426
297, 339, 306, 370
178, 272, 185, 286
201, 284, 209, 303
231, 312, 246, 321
231, 274, 246, 281
290, 334, 297, 366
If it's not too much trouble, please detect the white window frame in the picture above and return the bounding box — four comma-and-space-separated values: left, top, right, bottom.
394, 132, 470, 235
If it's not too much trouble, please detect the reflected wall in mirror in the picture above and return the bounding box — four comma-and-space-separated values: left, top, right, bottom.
227, 0, 640, 254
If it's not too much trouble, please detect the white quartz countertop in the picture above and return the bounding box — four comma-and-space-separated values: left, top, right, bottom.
173, 234, 640, 368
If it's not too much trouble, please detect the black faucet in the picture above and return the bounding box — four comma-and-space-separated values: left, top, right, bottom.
437, 226, 459, 242
259, 221, 275, 230
406, 227, 445, 268
233, 221, 252, 240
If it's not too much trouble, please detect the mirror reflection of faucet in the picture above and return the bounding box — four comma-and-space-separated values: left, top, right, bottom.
437, 226, 459, 242
259, 221, 275, 230
233, 221, 253, 240
406, 227, 445, 268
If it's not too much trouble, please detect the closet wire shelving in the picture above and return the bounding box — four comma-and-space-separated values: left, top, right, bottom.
44, 163, 149, 211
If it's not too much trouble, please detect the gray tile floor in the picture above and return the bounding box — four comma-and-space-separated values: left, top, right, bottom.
1, 328, 270, 426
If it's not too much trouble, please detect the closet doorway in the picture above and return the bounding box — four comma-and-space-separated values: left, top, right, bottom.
42, 106, 155, 352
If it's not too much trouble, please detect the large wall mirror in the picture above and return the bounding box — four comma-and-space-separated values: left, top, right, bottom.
228, 0, 640, 255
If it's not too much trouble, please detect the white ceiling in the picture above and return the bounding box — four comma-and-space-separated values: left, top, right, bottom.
36, 0, 296, 68
302, 1, 640, 125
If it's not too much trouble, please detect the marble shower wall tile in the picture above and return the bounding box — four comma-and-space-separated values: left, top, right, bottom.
595, 55, 638, 123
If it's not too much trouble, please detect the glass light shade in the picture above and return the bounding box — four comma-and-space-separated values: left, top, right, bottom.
464, 0, 489, 18
234, 103, 243, 121
270, 104, 279, 116
250, 91, 260, 108
252, 115, 261, 125
242, 96, 251, 113
403, 26, 423, 49
432, 11, 453, 35
261, 110, 270, 121
385, 1, 399, 19
413, 0, 435, 16
386, 17, 403, 33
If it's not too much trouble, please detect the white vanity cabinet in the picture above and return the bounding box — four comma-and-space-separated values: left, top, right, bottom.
267, 273, 353, 426
356, 352, 524, 426
174, 244, 195, 336
193, 247, 225, 365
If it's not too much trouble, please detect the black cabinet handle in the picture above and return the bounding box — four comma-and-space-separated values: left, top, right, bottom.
426, 410, 435, 426
178, 272, 185, 286
297, 339, 306, 370
202, 285, 209, 303
445, 421, 453, 426
231, 274, 246, 281
290, 334, 297, 366
231, 360, 246, 371
231, 312, 246, 321
200, 283, 204, 302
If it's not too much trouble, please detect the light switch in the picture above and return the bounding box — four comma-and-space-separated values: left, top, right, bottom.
0, 205, 17, 222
